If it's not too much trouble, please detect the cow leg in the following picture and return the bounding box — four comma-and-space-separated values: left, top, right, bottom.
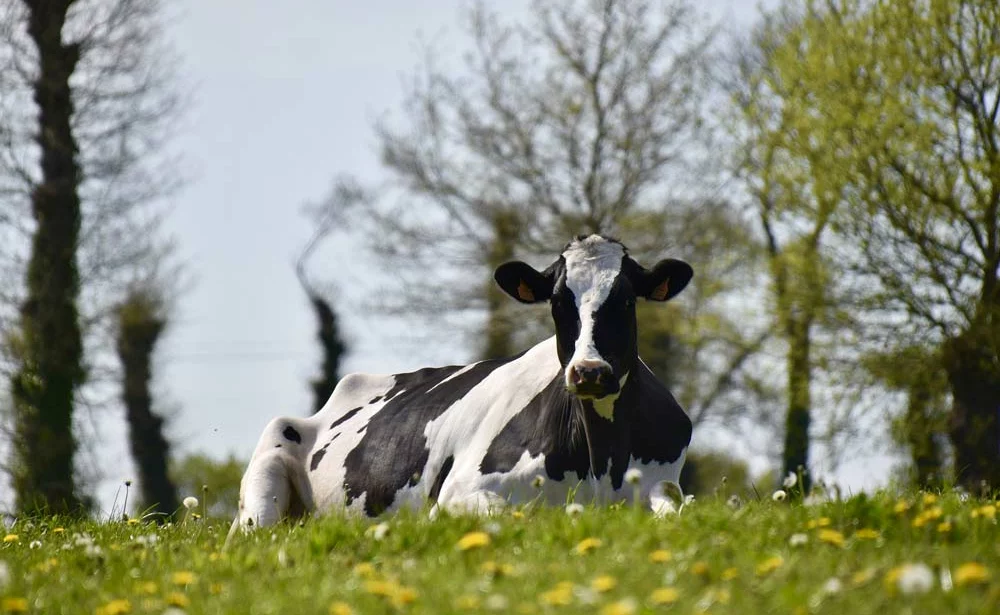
231, 450, 314, 535
432, 489, 507, 518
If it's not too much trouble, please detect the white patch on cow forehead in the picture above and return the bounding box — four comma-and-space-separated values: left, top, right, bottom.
562, 236, 626, 306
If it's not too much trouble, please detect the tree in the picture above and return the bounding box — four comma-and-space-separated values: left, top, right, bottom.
337, 0, 769, 433
115, 287, 178, 516
0, 0, 183, 510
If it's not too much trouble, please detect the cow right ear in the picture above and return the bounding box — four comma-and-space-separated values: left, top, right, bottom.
494, 261, 553, 304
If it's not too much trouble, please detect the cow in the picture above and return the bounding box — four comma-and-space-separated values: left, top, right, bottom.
230, 235, 693, 535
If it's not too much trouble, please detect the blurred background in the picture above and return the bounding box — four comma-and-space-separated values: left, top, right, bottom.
2, 0, 997, 519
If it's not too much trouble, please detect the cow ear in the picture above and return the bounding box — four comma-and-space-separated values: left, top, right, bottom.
494, 261, 553, 304
637, 259, 692, 302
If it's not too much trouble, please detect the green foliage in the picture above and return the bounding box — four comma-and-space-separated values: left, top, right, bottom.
679, 450, 754, 498
170, 454, 245, 520
3, 493, 1000, 613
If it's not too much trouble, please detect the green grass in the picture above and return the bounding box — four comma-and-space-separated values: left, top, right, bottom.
2, 491, 999, 614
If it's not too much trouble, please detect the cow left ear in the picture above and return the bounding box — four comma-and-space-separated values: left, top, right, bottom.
494, 261, 554, 304
637, 259, 693, 302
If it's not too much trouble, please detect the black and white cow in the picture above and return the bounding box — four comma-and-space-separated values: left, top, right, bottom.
231, 235, 693, 534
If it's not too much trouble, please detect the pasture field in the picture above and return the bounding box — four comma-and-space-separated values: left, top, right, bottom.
2, 491, 999, 614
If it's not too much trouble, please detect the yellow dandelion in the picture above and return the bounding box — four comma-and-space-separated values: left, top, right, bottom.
364, 580, 396, 597
457, 531, 491, 551
954, 563, 990, 586
817, 529, 845, 548
894, 500, 911, 514
971, 505, 997, 520
721, 567, 739, 581
35, 557, 58, 573
353, 562, 376, 577
1, 598, 28, 613
755, 556, 784, 576
52, 527, 64, 533
329, 602, 355, 615
921, 493, 938, 506
924, 506, 943, 520
2, 534, 18, 543
137, 582, 158, 595
171, 570, 197, 586
711, 587, 732, 605
391, 587, 418, 608
539, 581, 574, 606
455, 595, 480, 609
912, 514, 928, 528
165, 593, 189, 608
599, 598, 636, 615
852, 568, 876, 587
591, 575, 617, 592
854, 528, 880, 540
937, 521, 952, 533
210, 583, 224, 595
574, 537, 602, 555
481, 560, 513, 576
126, 518, 140, 525
512, 510, 525, 519
805, 517, 831, 529
649, 587, 679, 605
648, 549, 672, 563
690, 561, 710, 577
94, 599, 132, 615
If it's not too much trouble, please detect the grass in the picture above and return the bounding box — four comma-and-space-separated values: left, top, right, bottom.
2, 490, 999, 614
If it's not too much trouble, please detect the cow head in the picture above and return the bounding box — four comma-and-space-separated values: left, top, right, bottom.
495, 235, 692, 401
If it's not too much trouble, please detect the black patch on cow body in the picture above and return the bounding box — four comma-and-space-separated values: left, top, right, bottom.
310, 448, 326, 471
428, 455, 454, 502
330, 407, 363, 430
343, 354, 524, 516
282, 425, 301, 443
368, 396, 383, 404
274, 444, 282, 448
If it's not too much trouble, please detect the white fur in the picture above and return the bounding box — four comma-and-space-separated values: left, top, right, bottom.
562, 236, 626, 377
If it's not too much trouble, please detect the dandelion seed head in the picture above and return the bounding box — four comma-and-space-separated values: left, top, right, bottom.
772, 489, 787, 502
886, 563, 934, 595
624, 468, 643, 485
182, 496, 199, 510
565, 503, 584, 517
788, 533, 808, 547
783, 472, 797, 489
531, 475, 545, 489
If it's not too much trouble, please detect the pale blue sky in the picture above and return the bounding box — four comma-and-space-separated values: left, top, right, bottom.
87, 0, 896, 511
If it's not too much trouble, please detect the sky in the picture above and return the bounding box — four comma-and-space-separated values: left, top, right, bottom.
83, 0, 896, 512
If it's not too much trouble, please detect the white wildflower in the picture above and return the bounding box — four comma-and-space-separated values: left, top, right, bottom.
182, 496, 199, 510
365, 522, 390, 541
772, 490, 787, 502
821, 577, 843, 595
896, 563, 934, 595
484, 521, 502, 536
134, 534, 158, 547
684, 494, 695, 505
788, 533, 809, 547
624, 468, 643, 485
29, 540, 42, 549
565, 503, 584, 517
573, 586, 599, 605
72, 532, 94, 547
531, 475, 545, 489
84, 543, 103, 558
162, 609, 187, 615
485, 594, 509, 611
783, 472, 798, 489
727, 494, 742, 510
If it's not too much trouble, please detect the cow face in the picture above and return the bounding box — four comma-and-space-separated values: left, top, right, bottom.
495, 235, 693, 401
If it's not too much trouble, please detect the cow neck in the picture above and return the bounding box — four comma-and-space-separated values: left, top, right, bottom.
569, 374, 638, 481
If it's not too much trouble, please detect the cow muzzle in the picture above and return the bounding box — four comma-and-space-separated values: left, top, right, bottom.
566, 359, 618, 399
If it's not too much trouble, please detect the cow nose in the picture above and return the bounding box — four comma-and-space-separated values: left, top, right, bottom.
569, 360, 613, 387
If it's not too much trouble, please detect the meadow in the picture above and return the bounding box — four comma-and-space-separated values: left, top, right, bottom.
2, 489, 998, 614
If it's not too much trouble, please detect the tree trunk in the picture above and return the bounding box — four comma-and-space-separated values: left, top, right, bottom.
307, 293, 346, 414
117, 294, 179, 516
10, 0, 85, 514
904, 381, 944, 488
481, 211, 520, 360
782, 318, 812, 493
944, 324, 1000, 490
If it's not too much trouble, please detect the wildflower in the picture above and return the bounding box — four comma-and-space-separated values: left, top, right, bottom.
485, 594, 509, 610
329, 604, 354, 615
690, 561, 710, 577
772, 490, 787, 502
648, 549, 672, 563
481, 561, 514, 576
851, 568, 876, 587
971, 505, 996, 520
788, 533, 808, 547
391, 587, 418, 608
51, 527, 64, 534
365, 522, 390, 541
2, 534, 18, 544
182, 496, 199, 510
138, 582, 158, 595
921, 493, 938, 506
755, 556, 784, 576
165, 593, 190, 608
721, 567, 739, 581
624, 468, 643, 485
805, 517, 830, 529
127, 518, 140, 526
953, 563, 990, 586
885, 563, 934, 595
817, 529, 845, 548
600, 598, 637, 615
854, 528, 879, 540
574, 537, 602, 555
565, 503, 584, 517
783, 471, 797, 489
539, 581, 574, 606
353, 563, 376, 577
1, 598, 28, 613
531, 475, 545, 489
457, 531, 491, 551
455, 595, 480, 609
649, 587, 679, 605
937, 521, 952, 533
210, 583, 224, 595
28, 540, 41, 549
95, 599, 132, 615
893, 500, 911, 514
511, 510, 525, 519
726, 494, 742, 510
171, 571, 197, 586
820, 578, 843, 595
591, 575, 617, 592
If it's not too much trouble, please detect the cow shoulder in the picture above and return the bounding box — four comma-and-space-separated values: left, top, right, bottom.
628, 361, 692, 465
